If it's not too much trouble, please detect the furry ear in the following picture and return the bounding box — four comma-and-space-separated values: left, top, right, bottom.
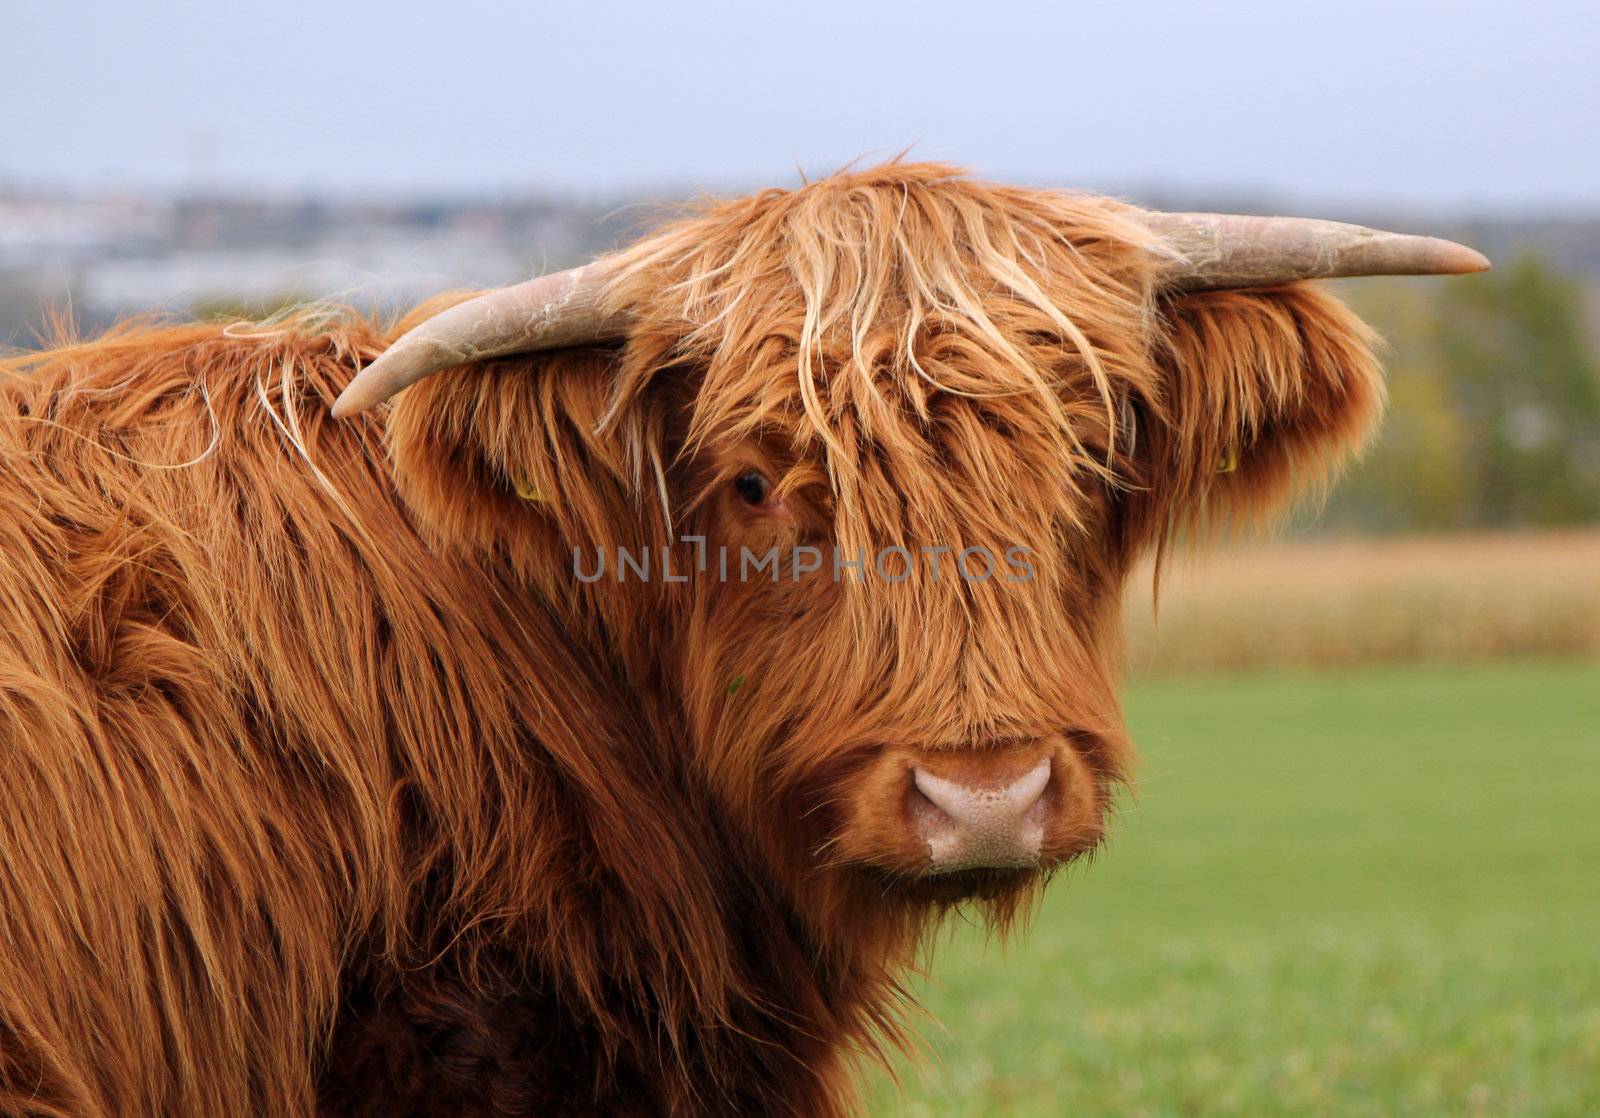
385, 342, 673, 603
1137, 283, 1385, 536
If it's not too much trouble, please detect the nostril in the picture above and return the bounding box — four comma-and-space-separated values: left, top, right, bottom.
905, 778, 959, 843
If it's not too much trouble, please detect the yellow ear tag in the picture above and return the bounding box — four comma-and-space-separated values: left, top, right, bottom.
514, 480, 549, 502
1218, 444, 1240, 474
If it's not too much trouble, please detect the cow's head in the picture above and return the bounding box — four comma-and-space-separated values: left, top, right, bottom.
337, 164, 1485, 938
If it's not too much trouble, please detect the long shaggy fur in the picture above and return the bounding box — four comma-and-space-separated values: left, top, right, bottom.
0, 163, 1382, 1116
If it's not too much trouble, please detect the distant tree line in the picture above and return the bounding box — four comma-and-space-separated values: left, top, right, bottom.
1320, 255, 1600, 532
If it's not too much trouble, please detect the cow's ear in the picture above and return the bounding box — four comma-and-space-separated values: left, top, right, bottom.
386, 344, 669, 589
1136, 283, 1385, 535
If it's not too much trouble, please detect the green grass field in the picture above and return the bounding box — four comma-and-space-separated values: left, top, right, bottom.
865, 660, 1600, 1117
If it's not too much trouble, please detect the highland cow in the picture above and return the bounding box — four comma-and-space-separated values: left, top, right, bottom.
0, 163, 1485, 1116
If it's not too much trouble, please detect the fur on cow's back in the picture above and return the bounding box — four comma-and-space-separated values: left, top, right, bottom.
0, 316, 862, 1117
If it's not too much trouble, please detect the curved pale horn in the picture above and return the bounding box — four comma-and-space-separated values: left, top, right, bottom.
331, 263, 628, 418
1142, 212, 1490, 291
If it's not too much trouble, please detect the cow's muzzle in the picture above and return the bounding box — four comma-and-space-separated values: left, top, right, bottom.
831, 737, 1103, 882
908, 756, 1051, 871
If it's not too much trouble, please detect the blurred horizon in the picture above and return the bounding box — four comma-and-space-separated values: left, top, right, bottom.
7, 170, 1600, 222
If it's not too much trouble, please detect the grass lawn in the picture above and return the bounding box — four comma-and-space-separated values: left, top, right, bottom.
864, 660, 1600, 1117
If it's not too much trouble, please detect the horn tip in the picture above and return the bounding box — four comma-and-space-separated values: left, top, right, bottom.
331, 349, 418, 418
330, 381, 376, 419
1420, 236, 1491, 276
1446, 239, 1491, 273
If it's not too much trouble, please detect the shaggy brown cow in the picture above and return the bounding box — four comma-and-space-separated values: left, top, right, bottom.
0, 163, 1484, 1116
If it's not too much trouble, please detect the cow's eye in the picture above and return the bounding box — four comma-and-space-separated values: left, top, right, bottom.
733, 469, 771, 507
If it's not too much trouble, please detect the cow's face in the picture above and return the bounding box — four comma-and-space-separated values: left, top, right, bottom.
660, 334, 1142, 917
668, 408, 1130, 913
389, 164, 1384, 934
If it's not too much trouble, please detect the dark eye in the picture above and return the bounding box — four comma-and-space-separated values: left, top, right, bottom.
733, 469, 771, 506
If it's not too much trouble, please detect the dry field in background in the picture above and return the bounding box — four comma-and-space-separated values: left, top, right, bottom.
1122, 529, 1600, 676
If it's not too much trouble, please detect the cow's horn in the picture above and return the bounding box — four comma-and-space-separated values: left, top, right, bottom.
1142, 212, 1490, 292
331, 262, 627, 418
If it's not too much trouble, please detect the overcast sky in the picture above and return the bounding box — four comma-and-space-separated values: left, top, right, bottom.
6, 0, 1595, 211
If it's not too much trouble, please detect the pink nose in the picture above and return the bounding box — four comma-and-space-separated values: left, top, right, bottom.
908, 758, 1052, 872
